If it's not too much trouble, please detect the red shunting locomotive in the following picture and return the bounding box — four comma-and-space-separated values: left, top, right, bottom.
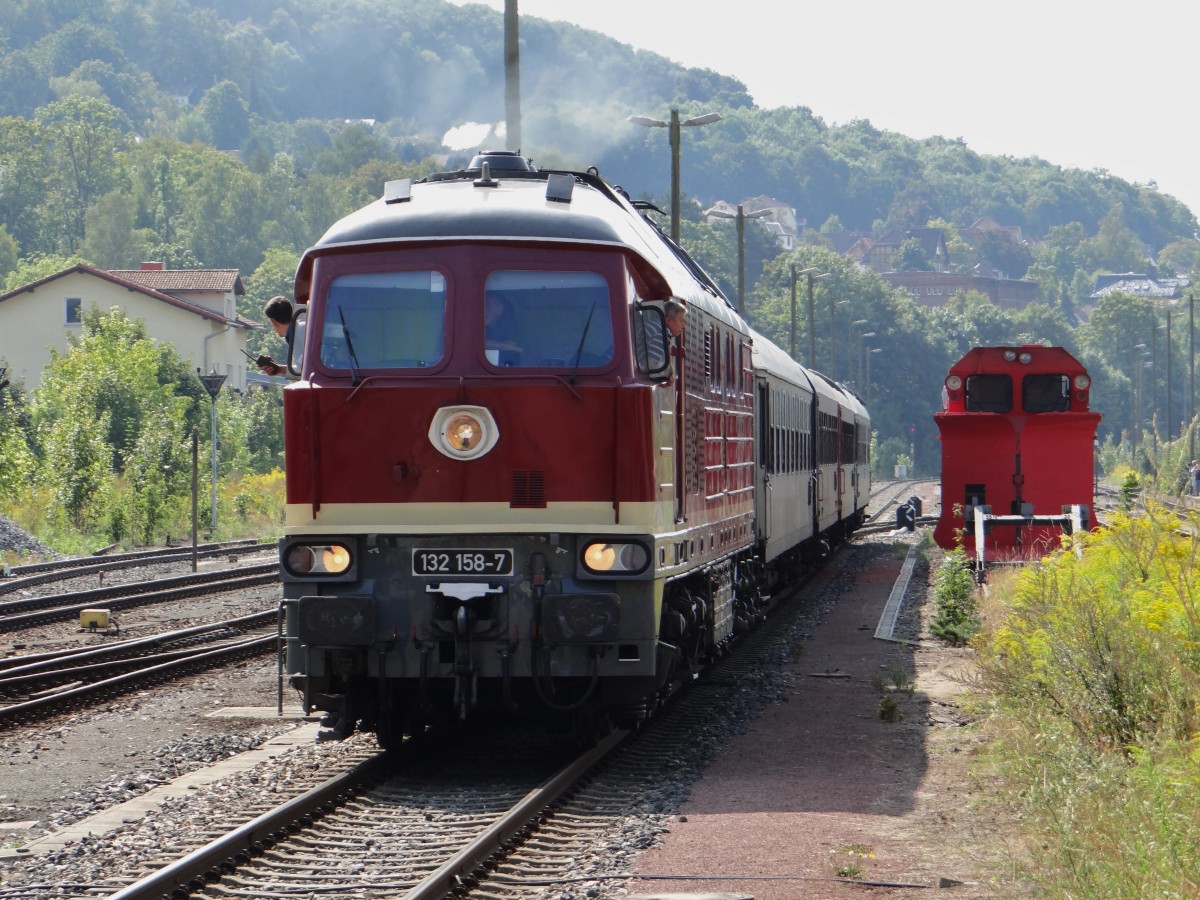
933, 345, 1101, 559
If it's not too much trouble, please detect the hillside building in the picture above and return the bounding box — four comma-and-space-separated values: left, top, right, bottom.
0, 262, 254, 391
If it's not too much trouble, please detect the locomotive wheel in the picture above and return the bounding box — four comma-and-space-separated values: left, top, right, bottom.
570, 705, 613, 748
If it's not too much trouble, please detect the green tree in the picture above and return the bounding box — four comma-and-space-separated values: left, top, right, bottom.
0, 375, 34, 503
35, 95, 126, 250
891, 237, 931, 272
1077, 205, 1147, 276
977, 229, 1033, 279
3, 252, 87, 292
80, 189, 147, 267
198, 80, 249, 150
0, 115, 47, 251
0, 224, 19, 281
31, 307, 202, 533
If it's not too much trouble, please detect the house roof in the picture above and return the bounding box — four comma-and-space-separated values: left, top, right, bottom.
107, 268, 245, 295
1088, 274, 1191, 301
0, 264, 245, 326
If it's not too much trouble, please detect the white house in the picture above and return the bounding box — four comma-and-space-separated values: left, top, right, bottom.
0, 262, 255, 391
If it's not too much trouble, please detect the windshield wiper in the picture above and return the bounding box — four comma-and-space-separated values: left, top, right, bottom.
569, 302, 597, 385
337, 305, 362, 386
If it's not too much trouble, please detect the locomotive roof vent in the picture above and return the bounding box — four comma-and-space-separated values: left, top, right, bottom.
545, 172, 575, 204
383, 178, 412, 204
466, 150, 536, 173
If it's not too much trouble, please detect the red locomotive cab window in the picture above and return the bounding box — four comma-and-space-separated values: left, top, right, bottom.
320, 271, 446, 369
483, 271, 613, 368
964, 374, 1012, 412
1022, 374, 1070, 412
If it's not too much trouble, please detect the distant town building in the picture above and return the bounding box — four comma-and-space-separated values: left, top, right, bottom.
0, 262, 253, 390
854, 228, 949, 274
1077, 272, 1191, 322
883, 271, 1039, 310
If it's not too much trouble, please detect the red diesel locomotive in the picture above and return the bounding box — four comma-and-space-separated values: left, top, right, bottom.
933, 345, 1101, 561
278, 152, 869, 745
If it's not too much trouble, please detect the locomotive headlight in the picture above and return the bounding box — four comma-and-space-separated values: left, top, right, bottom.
1003, 350, 1017, 361
429, 405, 499, 460
1018, 352, 1033, 364
581, 541, 649, 575
446, 414, 483, 451
286, 543, 353, 576
946, 375, 962, 390
1074, 374, 1091, 390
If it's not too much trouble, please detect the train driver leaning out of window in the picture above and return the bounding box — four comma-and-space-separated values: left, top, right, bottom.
663, 299, 686, 385
485, 292, 522, 365
256, 295, 294, 377
664, 298, 686, 340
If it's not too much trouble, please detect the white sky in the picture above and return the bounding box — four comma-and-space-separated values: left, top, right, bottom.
451, 0, 1200, 221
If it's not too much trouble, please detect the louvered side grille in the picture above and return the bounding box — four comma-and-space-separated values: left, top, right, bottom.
510, 470, 546, 508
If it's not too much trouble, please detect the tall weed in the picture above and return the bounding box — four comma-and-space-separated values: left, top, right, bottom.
975, 504, 1200, 896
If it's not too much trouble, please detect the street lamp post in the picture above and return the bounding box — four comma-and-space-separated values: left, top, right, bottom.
848, 318, 867, 384
857, 331, 876, 387
706, 205, 770, 313
198, 368, 227, 533
504, 0, 521, 152
1190, 293, 1196, 461
831, 299, 849, 382
865, 347, 882, 405
629, 109, 722, 243
1164, 312, 1173, 438
790, 267, 826, 369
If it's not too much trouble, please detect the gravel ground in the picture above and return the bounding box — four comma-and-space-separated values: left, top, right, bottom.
0, 515, 54, 562
1, 484, 1008, 899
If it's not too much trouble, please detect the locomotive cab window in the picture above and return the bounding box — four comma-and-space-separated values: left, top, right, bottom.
1022, 374, 1070, 412
484, 271, 613, 368
964, 374, 1012, 412
320, 271, 446, 369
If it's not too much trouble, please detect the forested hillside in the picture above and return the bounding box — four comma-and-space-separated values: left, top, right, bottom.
1, 0, 1194, 253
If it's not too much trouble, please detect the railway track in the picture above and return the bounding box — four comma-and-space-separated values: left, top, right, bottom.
0, 564, 278, 631
0, 540, 273, 599
0, 612, 278, 728
87, 558, 842, 899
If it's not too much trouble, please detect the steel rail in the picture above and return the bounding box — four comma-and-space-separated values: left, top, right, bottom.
0, 634, 275, 726
404, 729, 628, 900
2, 538, 261, 578
105, 753, 392, 900
0, 565, 277, 631
0, 611, 275, 681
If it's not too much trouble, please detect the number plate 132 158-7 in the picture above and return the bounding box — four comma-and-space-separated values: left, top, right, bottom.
412, 549, 514, 576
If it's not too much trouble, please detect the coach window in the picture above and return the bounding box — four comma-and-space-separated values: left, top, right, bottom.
484, 271, 612, 368
321, 271, 445, 369
964, 374, 1012, 413
1022, 374, 1070, 412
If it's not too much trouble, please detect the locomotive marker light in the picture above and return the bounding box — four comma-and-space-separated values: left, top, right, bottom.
286, 543, 353, 576
628, 109, 722, 243
429, 405, 499, 460
581, 540, 650, 575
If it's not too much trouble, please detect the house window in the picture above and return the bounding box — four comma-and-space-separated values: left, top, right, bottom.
65, 298, 82, 324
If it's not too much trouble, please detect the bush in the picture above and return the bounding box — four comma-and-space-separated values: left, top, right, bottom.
929, 548, 978, 644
